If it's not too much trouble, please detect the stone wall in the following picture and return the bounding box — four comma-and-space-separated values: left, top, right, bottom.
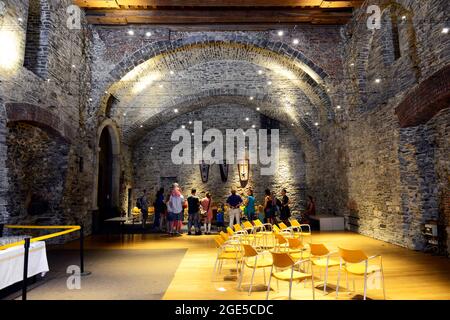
0, 0, 94, 233
131, 104, 309, 216
329, 0, 450, 251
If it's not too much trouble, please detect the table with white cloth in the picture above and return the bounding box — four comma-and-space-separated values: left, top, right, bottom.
0, 241, 49, 290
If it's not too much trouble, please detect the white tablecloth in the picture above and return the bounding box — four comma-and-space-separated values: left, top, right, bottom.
0, 241, 49, 290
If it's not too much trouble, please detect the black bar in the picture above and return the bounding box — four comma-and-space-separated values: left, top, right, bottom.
0, 224, 4, 237
22, 237, 31, 301
80, 225, 84, 274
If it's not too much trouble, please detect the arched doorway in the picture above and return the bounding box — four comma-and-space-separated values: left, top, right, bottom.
93, 121, 121, 233
97, 127, 113, 216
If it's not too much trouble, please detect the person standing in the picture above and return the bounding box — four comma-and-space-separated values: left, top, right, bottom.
187, 188, 201, 235
226, 188, 243, 227
167, 183, 184, 236
263, 189, 274, 224
280, 189, 291, 224
138, 189, 149, 230
153, 188, 165, 231
245, 189, 256, 222
201, 192, 213, 235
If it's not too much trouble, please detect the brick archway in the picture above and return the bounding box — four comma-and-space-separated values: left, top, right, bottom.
395, 65, 450, 127
98, 36, 335, 125
5, 103, 76, 143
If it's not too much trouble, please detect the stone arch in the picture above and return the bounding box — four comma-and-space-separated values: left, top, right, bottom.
92, 119, 121, 211
5, 103, 76, 143
395, 65, 450, 128
125, 94, 319, 161
96, 36, 335, 124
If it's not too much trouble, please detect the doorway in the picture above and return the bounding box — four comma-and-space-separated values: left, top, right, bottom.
97, 127, 113, 221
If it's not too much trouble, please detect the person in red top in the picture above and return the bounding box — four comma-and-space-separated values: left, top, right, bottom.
303, 195, 316, 224
201, 192, 213, 235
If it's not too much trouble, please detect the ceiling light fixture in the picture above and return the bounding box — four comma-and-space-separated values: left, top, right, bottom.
145, 32, 152, 37
128, 30, 134, 36
267, 81, 272, 85
277, 30, 284, 36
256, 107, 260, 111
375, 78, 381, 83
258, 70, 263, 75
443, 28, 449, 34
314, 122, 319, 126
292, 38, 299, 45
249, 96, 254, 100
174, 109, 178, 113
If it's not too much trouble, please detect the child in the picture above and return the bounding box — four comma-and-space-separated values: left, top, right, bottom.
216, 204, 225, 232
257, 205, 265, 222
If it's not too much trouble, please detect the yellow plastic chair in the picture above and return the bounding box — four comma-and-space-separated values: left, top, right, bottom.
278, 222, 291, 232
253, 219, 273, 248
212, 236, 242, 280
290, 218, 312, 243
238, 244, 273, 295
309, 243, 340, 294
274, 234, 302, 254
287, 238, 309, 262
242, 221, 254, 232
242, 221, 264, 246
336, 247, 386, 300
266, 251, 315, 300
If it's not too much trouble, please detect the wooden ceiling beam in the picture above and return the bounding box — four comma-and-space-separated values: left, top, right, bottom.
85, 8, 354, 25
74, 0, 363, 9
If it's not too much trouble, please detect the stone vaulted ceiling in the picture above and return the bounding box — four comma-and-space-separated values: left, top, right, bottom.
102, 40, 334, 146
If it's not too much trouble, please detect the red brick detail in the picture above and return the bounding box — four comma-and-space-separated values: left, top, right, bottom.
5, 103, 76, 143
395, 65, 450, 128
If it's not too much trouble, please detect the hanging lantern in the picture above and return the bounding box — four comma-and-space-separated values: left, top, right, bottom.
237, 159, 249, 187
199, 160, 210, 183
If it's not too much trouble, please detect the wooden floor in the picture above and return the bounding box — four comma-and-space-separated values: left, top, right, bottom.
63, 231, 450, 300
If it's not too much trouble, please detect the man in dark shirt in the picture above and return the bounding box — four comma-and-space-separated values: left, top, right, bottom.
187, 188, 201, 235
226, 189, 243, 227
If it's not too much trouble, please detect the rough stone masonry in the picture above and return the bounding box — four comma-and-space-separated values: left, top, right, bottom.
0, 0, 448, 253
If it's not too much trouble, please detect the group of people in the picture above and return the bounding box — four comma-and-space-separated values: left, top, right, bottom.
137, 183, 316, 235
